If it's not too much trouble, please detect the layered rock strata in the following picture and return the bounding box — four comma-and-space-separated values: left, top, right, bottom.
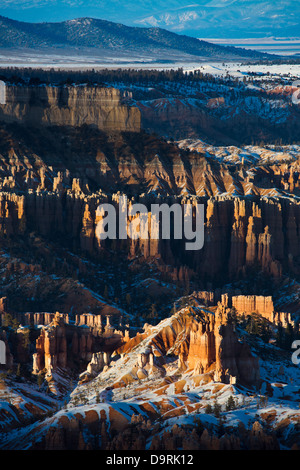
116, 306, 260, 387
231, 295, 274, 321
32, 313, 126, 375
0, 84, 141, 132
0, 186, 299, 282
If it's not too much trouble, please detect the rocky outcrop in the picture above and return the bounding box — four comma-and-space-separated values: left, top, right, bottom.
80, 351, 111, 382
32, 312, 128, 379
0, 84, 141, 132
231, 295, 275, 321
33, 312, 94, 374
116, 307, 260, 387
20, 408, 281, 450
246, 421, 280, 450
187, 305, 260, 385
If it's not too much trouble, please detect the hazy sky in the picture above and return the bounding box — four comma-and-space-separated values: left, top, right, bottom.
1, 0, 159, 23
0, 1, 112, 22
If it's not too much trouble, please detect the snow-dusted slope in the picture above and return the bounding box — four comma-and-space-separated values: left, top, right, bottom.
1, 307, 299, 450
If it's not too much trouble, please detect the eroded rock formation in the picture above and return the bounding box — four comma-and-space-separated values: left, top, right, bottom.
0, 84, 141, 132
116, 306, 260, 387
32, 312, 127, 378
1, 185, 299, 284
0, 115, 299, 286
33, 312, 94, 374
231, 295, 275, 321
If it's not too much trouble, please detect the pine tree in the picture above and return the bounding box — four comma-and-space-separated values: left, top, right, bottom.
213, 400, 222, 418
37, 374, 43, 390
225, 395, 236, 411
103, 285, 109, 300
205, 403, 213, 414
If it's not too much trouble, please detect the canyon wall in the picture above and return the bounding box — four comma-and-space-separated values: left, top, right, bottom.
0, 84, 141, 132
229, 295, 274, 321
0, 187, 299, 283
0, 118, 299, 288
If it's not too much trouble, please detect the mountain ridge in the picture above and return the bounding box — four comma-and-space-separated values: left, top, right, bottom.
0, 15, 275, 60
0, 1, 299, 39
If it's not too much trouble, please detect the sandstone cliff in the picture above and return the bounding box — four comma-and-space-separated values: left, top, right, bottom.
0, 182, 299, 284
0, 84, 141, 132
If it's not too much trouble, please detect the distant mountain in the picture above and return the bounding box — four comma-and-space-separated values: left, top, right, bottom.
0, 1, 299, 39
0, 15, 274, 61
131, 0, 300, 39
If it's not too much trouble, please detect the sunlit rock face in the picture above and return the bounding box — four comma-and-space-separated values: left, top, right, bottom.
0, 84, 141, 133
